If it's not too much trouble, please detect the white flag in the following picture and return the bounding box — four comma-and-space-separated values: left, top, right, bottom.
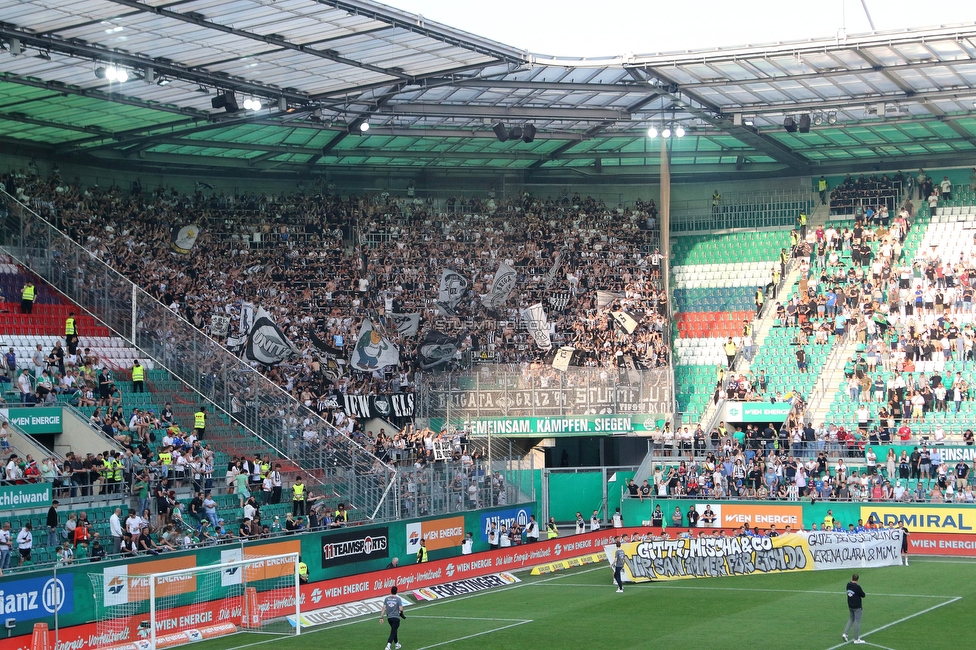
521, 303, 552, 351
552, 346, 576, 371
351, 320, 400, 371
389, 312, 421, 336
482, 262, 517, 311
596, 290, 623, 309
435, 269, 468, 316
611, 310, 640, 334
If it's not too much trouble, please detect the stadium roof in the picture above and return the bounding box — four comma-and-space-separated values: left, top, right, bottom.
0, 1, 975, 180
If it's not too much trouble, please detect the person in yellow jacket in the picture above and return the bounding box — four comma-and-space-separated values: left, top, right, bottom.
415, 539, 428, 563
194, 406, 206, 438
20, 282, 35, 314
546, 516, 559, 539
131, 360, 146, 393
298, 558, 309, 583
723, 337, 737, 369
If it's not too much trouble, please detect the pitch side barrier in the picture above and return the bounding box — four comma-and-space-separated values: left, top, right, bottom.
3, 526, 638, 650
621, 498, 976, 557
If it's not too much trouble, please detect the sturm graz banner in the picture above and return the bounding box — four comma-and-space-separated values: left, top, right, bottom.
343, 393, 415, 420
389, 312, 421, 337
547, 292, 571, 312
435, 269, 468, 317
481, 262, 517, 311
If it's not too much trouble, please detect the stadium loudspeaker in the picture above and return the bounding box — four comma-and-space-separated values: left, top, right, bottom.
509, 126, 523, 140
492, 122, 509, 142
783, 116, 797, 133
211, 92, 239, 113
798, 114, 811, 133
522, 124, 537, 143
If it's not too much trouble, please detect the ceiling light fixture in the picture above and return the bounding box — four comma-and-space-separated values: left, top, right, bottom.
647, 126, 658, 138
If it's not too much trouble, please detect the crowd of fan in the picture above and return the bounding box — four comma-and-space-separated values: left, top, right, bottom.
623, 441, 975, 504
3, 168, 668, 427
828, 172, 903, 215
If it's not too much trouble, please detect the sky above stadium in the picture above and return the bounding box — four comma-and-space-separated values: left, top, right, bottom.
381, 0, 976, 58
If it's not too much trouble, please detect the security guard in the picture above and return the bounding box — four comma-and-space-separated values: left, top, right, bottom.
780, 247, 790, 276
415, 539, 428, 563
723, 337, 737, 369
818, 176, 828, 205
755, 286, 765, 315
158, 446, 173, 480
111, 453, 124, 494
711, 189, 721, 213
298, 557, 309, 583
131, 360, 145, 393
194, 406, 206, 438
798, 210, 807, 239
260, 458, 271, 480
21, 281, 35, 314
65, 312, 77, 337
291, 477, 306, 516
546, 516, 559, 539
334, 503, 347, 528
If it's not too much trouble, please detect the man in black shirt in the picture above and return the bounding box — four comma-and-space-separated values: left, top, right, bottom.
843, 574, 866, 644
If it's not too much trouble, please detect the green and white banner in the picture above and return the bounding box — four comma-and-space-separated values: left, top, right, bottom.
0, 481, 53, 508
724, 402, 792, 423
0, 407, 63, 434
463, 414, 662, 437
864, 445, 976, 463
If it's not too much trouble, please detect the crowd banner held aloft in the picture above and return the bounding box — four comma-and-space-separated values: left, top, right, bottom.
435, 269, 467, 317
343, 393, 415, 420
521, 303, 552, 351
481, 262, 517, 311
418, 330, 461, 370
350, 319, 400, 371
596, 290, 622, 309
724, 401, 793, 422
606, 529, 902, 583
611, 310, 640, 335
170, 224, 202, 254
242, 307, 299, 365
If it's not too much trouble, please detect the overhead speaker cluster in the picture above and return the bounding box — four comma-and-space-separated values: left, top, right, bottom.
211, 91, 239, 113
492, 122, 536, 143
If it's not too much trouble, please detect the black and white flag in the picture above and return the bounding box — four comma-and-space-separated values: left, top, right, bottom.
481, 262, 517, 311
547, 292, 571, 312
418, 330, 460, 370
307, 328, 346, 380
521, 303, 552, 351
596, 290, 623, 309
435, 269, 468, 317
544, 252, 564, 288
611, 310, 641, 334
210, 314, 230, 337
619, 353, 642, 385
243, 307, 299, 365
389, 312, 421, 337
171, 224, 202, 255
552, 346, 576, 371
239, 302, 255, 334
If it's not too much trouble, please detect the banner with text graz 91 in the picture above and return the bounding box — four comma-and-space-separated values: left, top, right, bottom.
606, 529, 902, 582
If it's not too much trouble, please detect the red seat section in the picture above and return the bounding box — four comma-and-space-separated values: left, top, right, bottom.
676, 310, 753, 338
0, 302, 111, 337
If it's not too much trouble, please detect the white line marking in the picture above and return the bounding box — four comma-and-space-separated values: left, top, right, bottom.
862, 643, 898, 650
412, 619, 534, 650
823, 597, 962, 650
215, 566, 606, 650
537, 583, 952, 598
409, 616, 531, 622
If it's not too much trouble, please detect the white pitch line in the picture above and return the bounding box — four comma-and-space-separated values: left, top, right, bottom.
412, 619, 533, 650
409, 616, 532, 622
822, 597, 962, 650
862, 642, 899, 650
537, 583, 952, 599
216, 566, 606, 650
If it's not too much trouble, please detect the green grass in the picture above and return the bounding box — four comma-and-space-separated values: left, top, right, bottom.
192, 557, 973, 650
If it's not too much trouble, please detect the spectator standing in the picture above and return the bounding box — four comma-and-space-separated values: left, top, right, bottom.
131, 360, 146, 393
46, 500, 60, 547
842, 574, 867, 644
109, 507, 123, 554
16, 523, 32, 565
18, 369, 32, 403
20, 281, 34, 314
461, 533, 473, 554
0, 521, 11, 570
613, 540, 625, 593
203, 492, 218, 527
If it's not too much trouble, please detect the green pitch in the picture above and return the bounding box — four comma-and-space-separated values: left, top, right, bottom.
192, 557, 973, 650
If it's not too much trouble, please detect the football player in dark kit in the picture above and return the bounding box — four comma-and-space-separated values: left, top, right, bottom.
380, 586, 405, 650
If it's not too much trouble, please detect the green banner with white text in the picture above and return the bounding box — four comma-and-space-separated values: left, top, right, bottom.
0, 407, 63, 434
0, 481, 52, 509
463, 414, 660, 437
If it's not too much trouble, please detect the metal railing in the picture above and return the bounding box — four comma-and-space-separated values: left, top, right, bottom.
0, 190, 403, 522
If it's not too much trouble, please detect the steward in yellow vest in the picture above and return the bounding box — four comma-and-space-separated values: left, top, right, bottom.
131, 360, 146, 393
21, 282, 35, 314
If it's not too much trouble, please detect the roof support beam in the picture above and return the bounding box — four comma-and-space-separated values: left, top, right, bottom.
628, 67, 810, 172
0, 25, 310, 103
378, 103, 630, 121
101, 0, 413, 82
